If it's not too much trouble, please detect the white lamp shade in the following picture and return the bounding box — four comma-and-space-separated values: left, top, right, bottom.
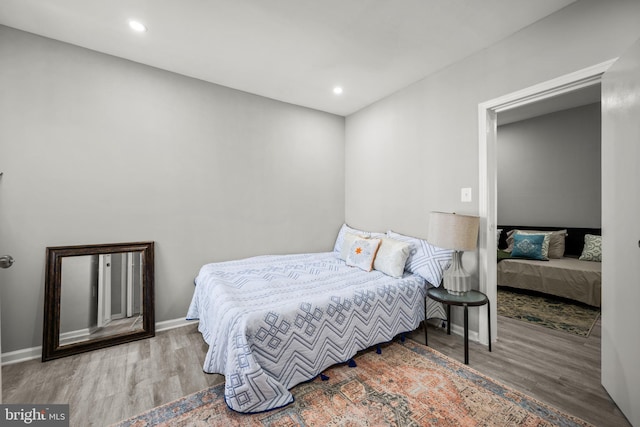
427, 212, 479, 251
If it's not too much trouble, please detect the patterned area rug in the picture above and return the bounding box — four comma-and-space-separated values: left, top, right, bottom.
497, 287, 600, 337
114, 340, 592, 427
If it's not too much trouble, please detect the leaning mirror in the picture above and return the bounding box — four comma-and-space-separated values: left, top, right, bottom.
42, 241, 154, 361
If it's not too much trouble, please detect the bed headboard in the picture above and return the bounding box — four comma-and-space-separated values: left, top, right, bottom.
497, 225, 601, 257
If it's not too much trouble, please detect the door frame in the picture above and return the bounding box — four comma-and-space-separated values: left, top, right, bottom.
476, 59, 616, 345
97, 254, 112, 328
126, 252, 135, 317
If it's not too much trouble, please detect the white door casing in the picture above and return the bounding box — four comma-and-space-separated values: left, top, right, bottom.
127, 252, 134, 317
97, 254, 112, 328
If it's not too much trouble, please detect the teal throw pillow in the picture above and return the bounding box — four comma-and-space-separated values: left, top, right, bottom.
511, 234, 548, 261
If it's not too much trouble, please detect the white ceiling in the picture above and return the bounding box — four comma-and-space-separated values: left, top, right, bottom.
0, 0, 575, 116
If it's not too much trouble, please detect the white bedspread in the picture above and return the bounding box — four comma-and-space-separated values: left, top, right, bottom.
187, 252, 443, 413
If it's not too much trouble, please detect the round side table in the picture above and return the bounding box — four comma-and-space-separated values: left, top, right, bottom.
425, 287, 491, 364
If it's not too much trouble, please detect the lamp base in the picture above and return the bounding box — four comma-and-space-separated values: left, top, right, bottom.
443, 251, 472, 295
445, 286, 470, 296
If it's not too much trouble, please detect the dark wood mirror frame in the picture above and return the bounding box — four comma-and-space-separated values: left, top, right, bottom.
42, 241, 155, 362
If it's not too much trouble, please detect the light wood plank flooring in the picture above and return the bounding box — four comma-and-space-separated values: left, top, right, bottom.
409, 316, 630, 427
3, 316, 629, 426
3, 324, 224, 426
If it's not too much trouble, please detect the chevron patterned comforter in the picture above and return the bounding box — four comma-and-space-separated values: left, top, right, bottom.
187, 252, 445, 413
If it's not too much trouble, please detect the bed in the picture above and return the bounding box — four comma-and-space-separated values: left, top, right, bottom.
497, 226, 601, 307
186, 225, 452, 413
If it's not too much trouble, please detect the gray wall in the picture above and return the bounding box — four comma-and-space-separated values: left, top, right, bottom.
0, 26, 345, 353
345, 0, 640, 330
497, 103, 601, 227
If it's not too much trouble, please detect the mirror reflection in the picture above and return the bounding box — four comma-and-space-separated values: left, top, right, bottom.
43, 241, 154, 362
59, 252, 144, 346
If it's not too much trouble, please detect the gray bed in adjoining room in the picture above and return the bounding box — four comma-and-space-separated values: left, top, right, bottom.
497, 226, 601, 307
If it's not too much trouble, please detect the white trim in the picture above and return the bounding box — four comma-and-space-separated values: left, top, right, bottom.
449, 324, 480, 344
97, 254, 112, 328
1, 346, 42, 366
123, 252, 130, 317
1, 317, 199, 366
156, 317, 198, 332
126, 252, 134, 317
483, 59, 616, 114
59, 327, 92, 346
477, 59, 616, 346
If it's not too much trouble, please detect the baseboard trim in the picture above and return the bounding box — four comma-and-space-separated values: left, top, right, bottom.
426, 318, 481, 343
1, 317, 198, 366
2, 318, 476, 366
1, 346, 42, 366
59, 327, 93, 346
450, 323, 480, 343
156, 317, 198, 332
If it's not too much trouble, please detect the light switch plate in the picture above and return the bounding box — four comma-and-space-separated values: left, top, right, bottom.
461, 187, 472, 202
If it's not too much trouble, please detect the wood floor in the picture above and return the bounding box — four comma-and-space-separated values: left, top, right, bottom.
411, 316, 630, 427
3, 316, 629, 427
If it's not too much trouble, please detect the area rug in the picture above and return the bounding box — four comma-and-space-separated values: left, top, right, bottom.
114, 340, 592, 427
497, 287, 600, 337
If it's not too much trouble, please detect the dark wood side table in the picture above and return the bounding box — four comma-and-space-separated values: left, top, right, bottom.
425, 287, 491, 364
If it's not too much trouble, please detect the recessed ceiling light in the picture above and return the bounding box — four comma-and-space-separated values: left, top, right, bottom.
333, 86, 343, 95
129, 20, 147, 33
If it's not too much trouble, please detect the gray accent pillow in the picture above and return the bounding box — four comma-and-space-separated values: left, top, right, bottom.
579, 234, 602, 262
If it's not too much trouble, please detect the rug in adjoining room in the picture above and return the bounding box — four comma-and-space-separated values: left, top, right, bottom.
114, 340, 593, 427
497, 286, 600, 337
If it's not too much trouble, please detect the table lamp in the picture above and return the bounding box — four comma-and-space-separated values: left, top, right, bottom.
428, 212, 480, 295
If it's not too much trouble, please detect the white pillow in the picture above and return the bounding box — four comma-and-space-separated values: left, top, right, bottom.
386, 230, 454, 286
333, 224, 372, 253
373, 237, 411, 278
346, 238, 382, 272
340, 232, 366, 261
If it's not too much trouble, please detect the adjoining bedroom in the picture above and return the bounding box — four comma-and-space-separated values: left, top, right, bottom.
1, 1, 640, 427
496, 88, 602, 338
491, 87, 605, 417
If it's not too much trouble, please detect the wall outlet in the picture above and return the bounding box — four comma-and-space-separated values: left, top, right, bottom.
461, 187, 472, 202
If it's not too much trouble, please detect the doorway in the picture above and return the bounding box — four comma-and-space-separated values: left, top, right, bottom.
477, 59, 615, 344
